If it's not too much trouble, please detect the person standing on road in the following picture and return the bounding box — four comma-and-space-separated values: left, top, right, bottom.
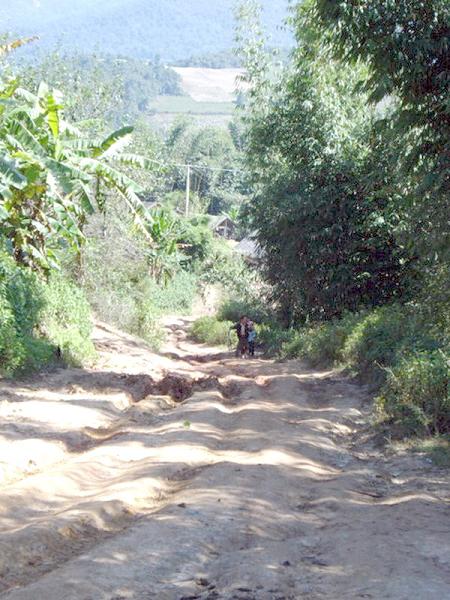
232, 315, 249, 358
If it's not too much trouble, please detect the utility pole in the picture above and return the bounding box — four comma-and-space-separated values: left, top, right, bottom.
185, 164, 191, 218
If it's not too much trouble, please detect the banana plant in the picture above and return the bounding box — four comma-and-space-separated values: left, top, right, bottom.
0, 79, 154, 270
144, 209, 184, 284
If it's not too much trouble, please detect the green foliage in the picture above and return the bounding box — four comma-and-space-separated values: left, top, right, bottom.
150, 270, 198, 314
19, 52, 182, 126
234, 1, 449, 444
145, 209, 184, 284
238, 6, 413, 324
163, 118, 249, 217
270, 303, 443, 381
40, 272, 95, 366
306, 0, 449, 173
282, 311, 366, 365
0, 293, 27, 374
191, 316, 233, 346
217, 297, 269, 325
132, 297, 165, 351
256, 301, 449, 439
257, 323, 295, 357
376, 350, 449, 437
341, 306, 435, 383
412, 436, 450, 468
196, 236, 272, 328
303, 0, 450, 265
0, 246, 44, 374
177, 217, 215, 266
0, 78, 153, 271
80, 210, 197, 349
0, 247, 94, 375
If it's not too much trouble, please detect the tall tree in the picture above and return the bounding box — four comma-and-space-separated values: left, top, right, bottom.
236, 1, 413, 324
301, 0, 450, 259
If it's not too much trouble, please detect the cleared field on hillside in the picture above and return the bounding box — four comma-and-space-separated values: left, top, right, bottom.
151, 95, 234, 115
172, 67, 246, 102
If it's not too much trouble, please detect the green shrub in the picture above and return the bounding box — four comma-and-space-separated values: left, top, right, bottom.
0, 249, 94, 374
217, 297, 269, 324
39, 273, 95, 366
148, 271, 198, 314
0, 249, 46, 374
341, 305, 435, 384
198, 240, 245, 288
122, 271, 197, 349
257, 324, 296, 357
177, 218, 215, 266
191, 316, 233, 346
282, 311, 366, 365
0, 294, 26, 375
412, 435, 450, 467
133, 298, 164, 350
376, 350, 449, 436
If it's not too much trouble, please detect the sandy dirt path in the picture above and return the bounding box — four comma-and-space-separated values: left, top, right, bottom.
0, 318, 449, 600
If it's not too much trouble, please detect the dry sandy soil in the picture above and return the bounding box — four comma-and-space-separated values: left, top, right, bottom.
172, 68, 246, 103
0, 319, 449, 600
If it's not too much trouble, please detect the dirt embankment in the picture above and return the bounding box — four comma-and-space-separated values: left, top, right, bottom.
0, 318, 448, 600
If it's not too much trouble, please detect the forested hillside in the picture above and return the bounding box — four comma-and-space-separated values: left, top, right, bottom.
3, 0, 292, 61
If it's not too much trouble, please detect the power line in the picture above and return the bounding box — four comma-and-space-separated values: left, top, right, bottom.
142, 157, 247, 217
181, 163, 246, 174
146, 156, 246, 175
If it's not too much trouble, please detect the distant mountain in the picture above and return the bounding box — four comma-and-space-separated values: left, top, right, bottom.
1, 0, 292, 61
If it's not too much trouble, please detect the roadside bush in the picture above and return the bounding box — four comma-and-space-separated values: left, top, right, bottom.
0, 294, 26, 374
191, 316, 233, 346
412, 435, 450, 468
40, 273, 95, 366
282, 311, 367, 365
257, 324, 296, 357
217, 297, 270, 324
198, 238, 245, 289
0, 249, 48, 374
376, 350, 449, 437
341, 305, 436, 384
132, 296, 164, 350
177, 217, 215, 267
0, 249, 94, 374
149, 270, 198, 314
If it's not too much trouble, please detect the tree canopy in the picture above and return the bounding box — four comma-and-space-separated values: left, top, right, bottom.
238, 0, 449, 324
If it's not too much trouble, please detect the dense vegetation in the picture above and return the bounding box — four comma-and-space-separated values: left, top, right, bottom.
230, 0, 449, 440
0, 248, 95, 374
0, 35, 251, 373
19, 52, 183, 125
4, 0, 291, 61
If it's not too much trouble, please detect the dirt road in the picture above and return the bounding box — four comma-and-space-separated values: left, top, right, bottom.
0, 319, 449, 599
